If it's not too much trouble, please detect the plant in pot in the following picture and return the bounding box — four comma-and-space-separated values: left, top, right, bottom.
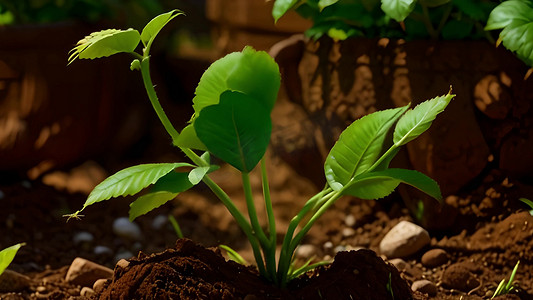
269, 0, 533, 229
65, 9, 454, 298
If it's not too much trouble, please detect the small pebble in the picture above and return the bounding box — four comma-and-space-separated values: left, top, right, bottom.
295, 244, 316, 258
344, 214, 356, 227
36, 286, 46, 293
342, 227, 355, 237
115, 259, 130, 270
112, 217, 142, 241
411, 279, 437, 296
93, 245, 113, 256
421, 248, 448, 268
151, 215, 168, 230
73, 231, 94, 245
388, 258, 408, 271
333, 245, 346, 254
80, 287, 95, 297
93, 279, 108, 293
379, 221, 430, 258
323, 241, 333, 251
65, 257, 113, 287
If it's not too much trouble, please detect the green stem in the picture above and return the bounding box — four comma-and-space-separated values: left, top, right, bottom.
203, 176, 267, 276
138, 55, 267, 277
277, 188, 331, 285
288, 190, 342, 256
367, 144, 399, 173
242, 172, 270, 247
261, 158, 277, 283
139, 57, 180, 143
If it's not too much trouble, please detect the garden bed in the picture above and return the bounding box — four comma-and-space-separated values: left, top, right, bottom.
1, 153, 532, 299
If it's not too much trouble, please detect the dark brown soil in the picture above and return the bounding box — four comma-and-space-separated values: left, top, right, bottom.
98, 238, 412, 300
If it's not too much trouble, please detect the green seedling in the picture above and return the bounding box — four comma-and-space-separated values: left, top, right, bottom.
0, 243, 25, 276
65, 10, 453, 287
492, 260, 520, 299
519, 198, 533, 216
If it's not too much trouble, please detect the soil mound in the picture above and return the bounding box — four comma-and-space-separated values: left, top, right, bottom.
98, 238, 413, 299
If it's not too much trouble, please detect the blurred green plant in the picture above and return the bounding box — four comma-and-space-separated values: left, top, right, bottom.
273, 0, 533, 68
492, 260, 520, 299
485, 0, 533, 67
0, 243, 25, 276
65, 10, 452, 287
273, 0, 499, 40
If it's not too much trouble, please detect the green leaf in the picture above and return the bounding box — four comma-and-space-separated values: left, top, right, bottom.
192, 46, 280, 118
324, 105, 409, 191
83, 163, 193, 210
485, 0, 533, 66
0, 243, 24, 276
129, 191, 178, 221
319, 0, 340, 11
393, 92, 454, 146
343, 168, 442, 200
141, 9, 183, 48
194, 90, 272, 173
380, 0, 417, 22
188, 166, 210, 185
175, 124, 207, 150
128, 171, 195, 220
68, 28, 141, 65
484, 0, 531, 30
273, 0, 301, 22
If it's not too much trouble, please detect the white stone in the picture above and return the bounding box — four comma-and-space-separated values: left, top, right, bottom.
65, 257, 113, 287
112, 217, 142, 241
342, 227, 355, 237
344, 214, 356, 227
73, 231, 94, 244
379, 221, 430, 258
151, 214, 168, 230
323, 241, 333, 251
93, 278, 108, 293
93, 245, 113, 256
295, 244, 316, 258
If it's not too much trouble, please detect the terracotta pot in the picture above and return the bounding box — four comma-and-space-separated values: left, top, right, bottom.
0, 23, 148, 176
270, 36, 533, 228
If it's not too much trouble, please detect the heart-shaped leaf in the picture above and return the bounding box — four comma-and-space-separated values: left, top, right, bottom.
68, 28, 140, 64
393, 91, 454, 146
325, 105, 409, 191
192, 46, 280, 118
194, 90, 272, 172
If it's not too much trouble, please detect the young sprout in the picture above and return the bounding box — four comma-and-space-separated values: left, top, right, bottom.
492, 261, 520, 299
66, 9, 453, 287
